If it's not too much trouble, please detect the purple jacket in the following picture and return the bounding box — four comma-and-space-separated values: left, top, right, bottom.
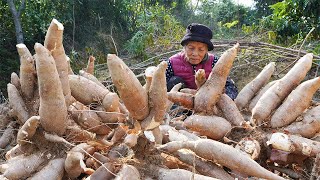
168, 52, 215, 89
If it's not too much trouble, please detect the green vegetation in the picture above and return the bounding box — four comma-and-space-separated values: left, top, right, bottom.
1, 0, 319, 96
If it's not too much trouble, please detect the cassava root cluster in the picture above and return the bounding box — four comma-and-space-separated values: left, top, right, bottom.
0, 18, 319, 180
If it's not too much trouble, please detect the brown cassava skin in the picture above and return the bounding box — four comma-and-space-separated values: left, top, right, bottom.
183, 115, 231, 140
86, 55, 95, 74
180, 88, 197, 95
194, 43, 239, 114
102, 92, 120, 112
167, 91, 194, 109
10, 72, 21, 92
69, 75, 110, 105
0, 122, 14, 149
217, 93, 245, 126
107, 54, 149, 120
17, 116, 40, 145
235, 62, 275, 110
271, 77, 320, 128
285, 105, 320, 138
2, 152, 46, 180
16, 44, 36, 99
69, 101, 111, 135
34, 43, 67, 136
148, 61, 168, 122
79, 70, 105, 88
159, 139, 285, 180
28, 158, 65, 180
114, 164, 141, 180
174, 149, 234, 180
7, 83, 29, 124
248, 80, 277, 112
195, 69, 206, 89
141, 61, 168, 130
251, 53, 313, 124
44, 19, 72, 105
158, 168, 218, 180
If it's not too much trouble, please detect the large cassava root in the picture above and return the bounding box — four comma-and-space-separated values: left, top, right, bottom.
183, 115, 231, 140
159, 139, 285, 180
35, 43, 68, 136
217, 93, 245, 126
44, 19, 72, 106
141, 61, 168, 130
194, 43, 239, 114
16, 43, 36, 100
235, 62, 275, 110
107, 54, 149, 121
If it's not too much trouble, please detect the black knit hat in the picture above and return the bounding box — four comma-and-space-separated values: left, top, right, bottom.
181, 23, 214, 51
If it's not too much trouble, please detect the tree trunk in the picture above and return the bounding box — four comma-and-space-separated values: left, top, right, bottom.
7, 0, 26, 44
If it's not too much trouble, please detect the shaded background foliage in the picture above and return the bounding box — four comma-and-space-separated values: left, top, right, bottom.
1, 0, 319, 96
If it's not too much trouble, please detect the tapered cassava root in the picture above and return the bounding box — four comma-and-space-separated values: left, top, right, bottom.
194, 43, 239, 114
158, 139, 285, 180
107, 54, 149, 121
16, 44, 36, 100
235, 62, 275, 110
44, 19, 72, 106
35, 43, 68, 136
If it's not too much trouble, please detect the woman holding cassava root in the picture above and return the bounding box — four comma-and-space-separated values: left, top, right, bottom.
165, 23, 238, 100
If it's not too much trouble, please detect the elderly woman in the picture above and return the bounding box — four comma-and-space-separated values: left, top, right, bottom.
165, 23, 238, 100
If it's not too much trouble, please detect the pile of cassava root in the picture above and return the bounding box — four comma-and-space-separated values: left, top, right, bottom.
0, 18, 319, 180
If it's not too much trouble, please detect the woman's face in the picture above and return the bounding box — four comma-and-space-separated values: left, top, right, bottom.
184, 41, 208, 65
